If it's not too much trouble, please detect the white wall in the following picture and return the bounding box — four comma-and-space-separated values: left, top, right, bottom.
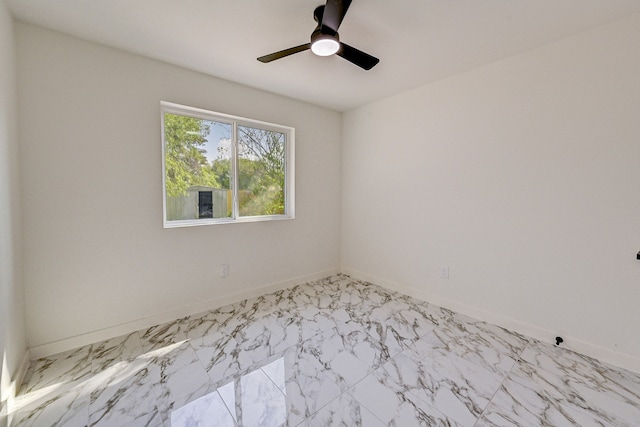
0, 0, 27, 421
342, 14, 640, 372
17, 23, 342, 353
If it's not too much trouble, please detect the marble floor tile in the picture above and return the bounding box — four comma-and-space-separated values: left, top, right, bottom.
302, 324, 384, 387
359, 298, 438, 359
87, 358, 160, 426
139, 318, 189, 353
159, 389, 235, 427
179, 310, 220, 342
477, 373, 637, 427
380, 332, 504, 426
91, 332, 144, 373
519, 339, 640, 407
190, 330, 246, 388
281, 340, 351, 426
150, 341, 214, 408
500, 355, 640, 426
351, 375, 463, 427
302, 391, 386, 427
422, 320, 528, 379
260, 357, 287, 394
21, 345, 93, 395
10, 383, 90, 427
12, 274, 640, 427
220, 365, 287, 426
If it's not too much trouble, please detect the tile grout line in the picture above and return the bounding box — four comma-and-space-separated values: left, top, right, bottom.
473, 337, 535, 426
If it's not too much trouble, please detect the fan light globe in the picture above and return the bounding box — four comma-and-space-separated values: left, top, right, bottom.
311, 37, 340, 56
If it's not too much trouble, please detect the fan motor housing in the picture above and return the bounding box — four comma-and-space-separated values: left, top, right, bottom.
311, 28, 340, 56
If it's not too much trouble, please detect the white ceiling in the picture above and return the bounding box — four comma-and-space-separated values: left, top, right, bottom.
7, 0, 640, 111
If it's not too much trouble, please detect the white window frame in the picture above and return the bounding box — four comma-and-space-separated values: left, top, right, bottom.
161, 101, 295, 228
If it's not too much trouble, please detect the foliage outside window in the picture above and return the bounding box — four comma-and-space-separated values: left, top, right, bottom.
161, 102, 294, 227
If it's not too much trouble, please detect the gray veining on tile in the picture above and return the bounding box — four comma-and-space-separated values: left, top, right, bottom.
10, 383, 90, 427
21, 345, 93, 395
351, 373, 465, 427
303, 391, 386, 427
87, 357, 160, 426
221, 366, 287, 426
91, 332, 144, 373
12, 274, 640, 427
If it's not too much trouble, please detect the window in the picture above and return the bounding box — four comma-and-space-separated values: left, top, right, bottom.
161, 102, 294, 227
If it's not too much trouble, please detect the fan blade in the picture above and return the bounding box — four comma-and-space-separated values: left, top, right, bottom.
321, 0, 352, 33
257, 43, 311, 63
337, 43, 379, 70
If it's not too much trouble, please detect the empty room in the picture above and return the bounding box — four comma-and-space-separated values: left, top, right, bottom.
1, 0, 640, 426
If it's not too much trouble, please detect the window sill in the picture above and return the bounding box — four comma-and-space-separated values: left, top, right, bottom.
163, 214, 294, 229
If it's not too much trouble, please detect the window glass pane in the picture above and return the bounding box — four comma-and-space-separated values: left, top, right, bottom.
237, 125, 286, 217
164, 112, 232, 221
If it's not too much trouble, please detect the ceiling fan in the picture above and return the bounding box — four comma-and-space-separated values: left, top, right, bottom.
257, 0, 379, 70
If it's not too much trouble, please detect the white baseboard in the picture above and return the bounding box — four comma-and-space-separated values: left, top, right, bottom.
28, 266, 640, 374
28, 269, 339, 359
342, 267, 640, 375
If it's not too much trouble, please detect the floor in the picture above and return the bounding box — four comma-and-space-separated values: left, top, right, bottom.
10, 275, 640, 426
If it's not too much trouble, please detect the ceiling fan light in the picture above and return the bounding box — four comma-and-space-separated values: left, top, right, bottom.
311, 36, 340, 56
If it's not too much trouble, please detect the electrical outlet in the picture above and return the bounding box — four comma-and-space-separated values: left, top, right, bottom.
220, 264, 229, 278
441, 266, 449, 279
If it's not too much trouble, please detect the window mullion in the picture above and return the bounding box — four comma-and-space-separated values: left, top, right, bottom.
232, 122, 239, 219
